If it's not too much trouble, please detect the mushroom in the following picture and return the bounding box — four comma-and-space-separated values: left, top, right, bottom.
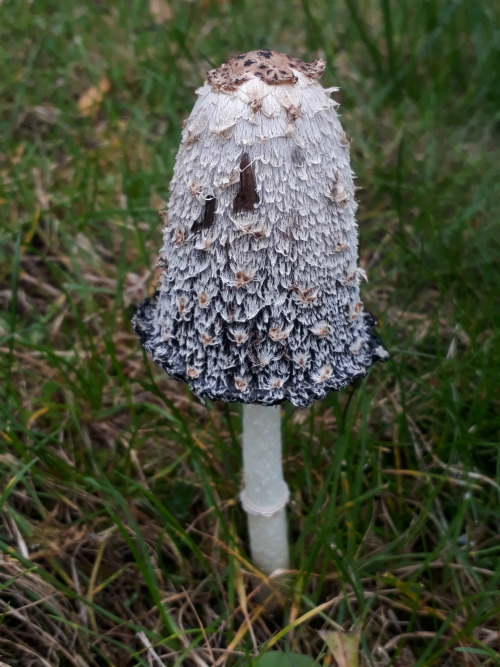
133, 50, 388, 575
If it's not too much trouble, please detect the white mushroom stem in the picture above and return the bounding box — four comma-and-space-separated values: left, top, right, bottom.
240, 404, 290, 574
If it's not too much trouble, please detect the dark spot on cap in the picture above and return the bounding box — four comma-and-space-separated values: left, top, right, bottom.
233, 153, 260, 215
258, 50, 272, 58
291, 146, 305, 166
192, 196, 216, 234
244, 59, 254, 67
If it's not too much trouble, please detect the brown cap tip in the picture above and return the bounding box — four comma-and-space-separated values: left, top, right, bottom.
206, 50, 326, 92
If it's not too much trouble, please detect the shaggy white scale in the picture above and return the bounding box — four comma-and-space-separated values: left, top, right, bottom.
134, 50, 388, 408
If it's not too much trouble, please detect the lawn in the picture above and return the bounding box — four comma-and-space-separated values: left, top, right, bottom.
0, 0, 499, 665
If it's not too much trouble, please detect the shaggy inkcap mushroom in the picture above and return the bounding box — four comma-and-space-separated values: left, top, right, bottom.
134, 50, 388, 408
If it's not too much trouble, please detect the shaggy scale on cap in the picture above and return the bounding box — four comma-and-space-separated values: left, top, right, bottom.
133, 50, 388, 408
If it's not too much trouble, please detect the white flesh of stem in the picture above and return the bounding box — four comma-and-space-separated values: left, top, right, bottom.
241, 404, 290, 574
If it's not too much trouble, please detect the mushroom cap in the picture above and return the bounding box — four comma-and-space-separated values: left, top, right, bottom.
133, 51, 388, 408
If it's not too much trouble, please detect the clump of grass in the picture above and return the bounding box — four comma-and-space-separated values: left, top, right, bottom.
0, 0, 499, 665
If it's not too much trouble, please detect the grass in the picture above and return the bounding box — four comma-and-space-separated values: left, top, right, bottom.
0, 0, 499, 664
